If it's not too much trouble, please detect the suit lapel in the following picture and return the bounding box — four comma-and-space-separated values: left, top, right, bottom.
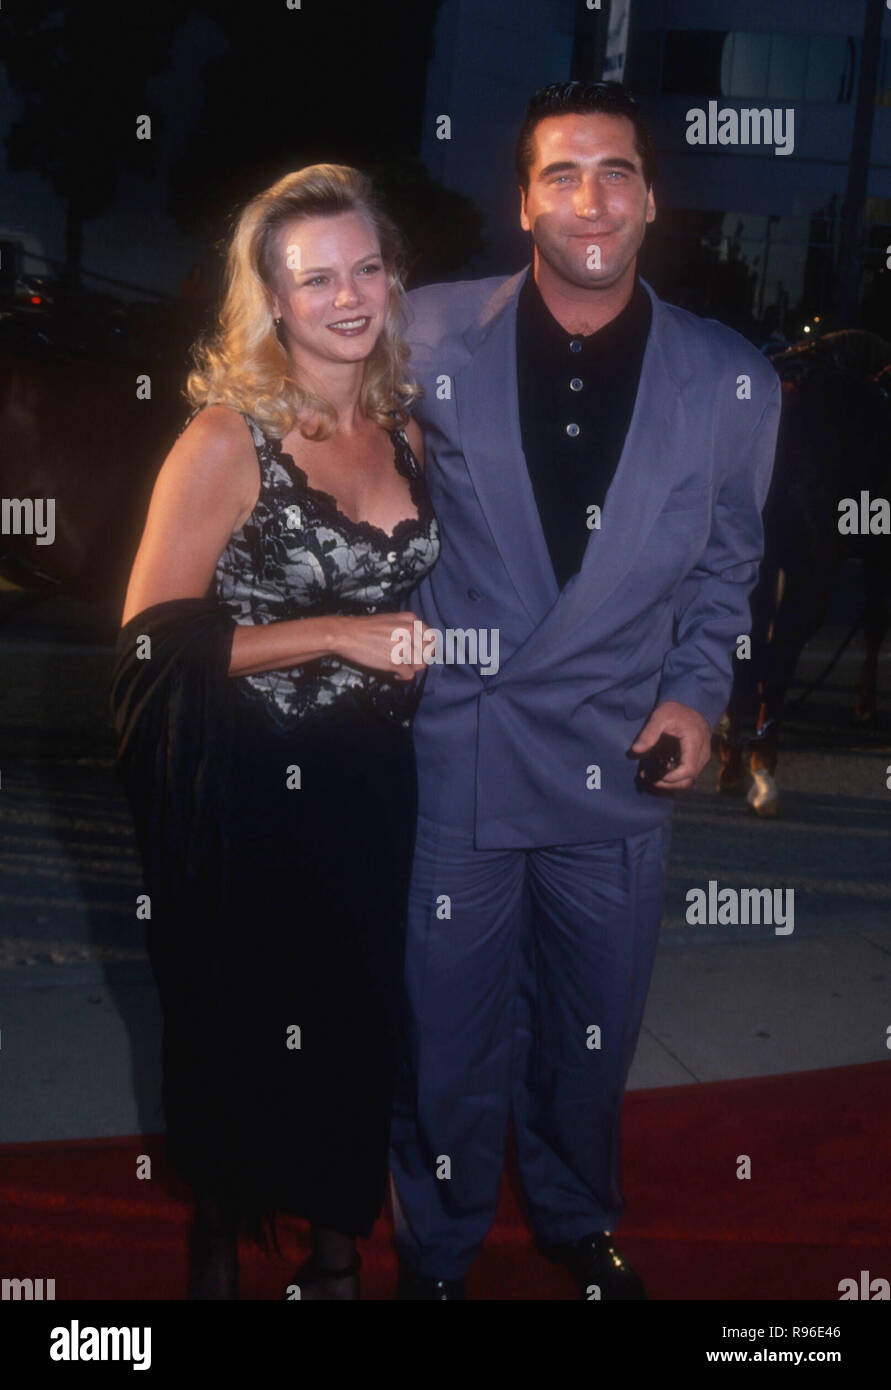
559, 282, 693, 623
453, 273, 694, 642
455, 269, 559, 626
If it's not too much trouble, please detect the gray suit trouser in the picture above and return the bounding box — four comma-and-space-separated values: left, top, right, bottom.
389, 811, 671, 1279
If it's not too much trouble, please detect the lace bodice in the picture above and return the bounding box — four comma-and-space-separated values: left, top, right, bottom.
212, 414, 440, 728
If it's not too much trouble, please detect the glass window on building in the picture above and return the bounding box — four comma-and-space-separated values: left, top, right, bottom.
661, 31, 859, 103
804, 34, 856, 102
767, 34, 808, 101
661, 30, 726, 95
721, 34, 770, 98
624, 28, 662, 95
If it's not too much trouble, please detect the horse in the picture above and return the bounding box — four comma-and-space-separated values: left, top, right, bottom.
716, 330, 891, 816
0, 309, 194, 624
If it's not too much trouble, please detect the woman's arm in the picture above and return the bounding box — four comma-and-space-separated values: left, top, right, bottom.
121, 407, 424, 680
121, 405, 259, 624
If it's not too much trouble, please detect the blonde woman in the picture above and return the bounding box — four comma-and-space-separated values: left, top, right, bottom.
110, 166, 439, 1300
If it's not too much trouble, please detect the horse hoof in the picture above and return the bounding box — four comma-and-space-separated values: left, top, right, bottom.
716, 742, 747, 794
747, 770, 779, 817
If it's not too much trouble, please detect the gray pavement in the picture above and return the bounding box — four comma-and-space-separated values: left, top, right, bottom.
1, 587, 889, 1142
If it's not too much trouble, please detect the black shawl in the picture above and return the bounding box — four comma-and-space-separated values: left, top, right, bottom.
110, 597, 237, 924
109, 598, 289, 1249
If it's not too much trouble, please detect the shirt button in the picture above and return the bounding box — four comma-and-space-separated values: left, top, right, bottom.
570, 339, 582, 352
387, 550, 397, 563
570, 378, 583, 391
566, 423, 580, 437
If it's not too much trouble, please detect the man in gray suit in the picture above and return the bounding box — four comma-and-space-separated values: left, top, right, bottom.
390, 81, 781, 1299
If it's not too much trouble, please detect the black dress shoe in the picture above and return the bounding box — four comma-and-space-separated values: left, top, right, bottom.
397, 1264, 466, 1300
540, 1231, 647, 1300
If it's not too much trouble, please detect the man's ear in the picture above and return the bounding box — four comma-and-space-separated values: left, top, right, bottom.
519, 185, 531, 233
646, 185, 656, 225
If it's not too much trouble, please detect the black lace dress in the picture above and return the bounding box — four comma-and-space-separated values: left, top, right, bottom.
114, 413, 439, 1242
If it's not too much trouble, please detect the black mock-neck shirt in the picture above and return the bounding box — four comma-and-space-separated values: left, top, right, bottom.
515, 269, 652, 589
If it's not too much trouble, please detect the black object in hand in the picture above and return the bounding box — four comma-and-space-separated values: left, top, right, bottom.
635, 733, 682, 792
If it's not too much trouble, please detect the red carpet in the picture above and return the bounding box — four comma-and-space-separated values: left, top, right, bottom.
3, 1063, 888, 1300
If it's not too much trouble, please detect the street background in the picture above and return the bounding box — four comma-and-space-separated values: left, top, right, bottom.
1, 574, 888, 1144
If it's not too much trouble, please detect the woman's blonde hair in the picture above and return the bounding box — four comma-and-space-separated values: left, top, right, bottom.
186, 164, 420, 439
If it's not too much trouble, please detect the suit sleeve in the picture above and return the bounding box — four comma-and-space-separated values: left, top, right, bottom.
657, 370, 782, 730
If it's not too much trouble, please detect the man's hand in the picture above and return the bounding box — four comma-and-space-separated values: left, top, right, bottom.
631, 701, 711, 790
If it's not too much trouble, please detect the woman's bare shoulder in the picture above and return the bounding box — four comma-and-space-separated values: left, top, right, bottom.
121, 405, 261, 622
180, 402, 254, 453
167, 404, 257, 487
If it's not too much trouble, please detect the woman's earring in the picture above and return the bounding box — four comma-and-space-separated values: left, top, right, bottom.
274, 316, 283, 328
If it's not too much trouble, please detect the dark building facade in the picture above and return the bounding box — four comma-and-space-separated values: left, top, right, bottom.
421, 0, 891, 334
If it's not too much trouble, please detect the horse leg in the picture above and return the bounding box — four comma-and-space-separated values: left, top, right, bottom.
747, 701, 780, 817
715, 721, 748, 794
718, 562, 778, 794
748, 562, 834, 817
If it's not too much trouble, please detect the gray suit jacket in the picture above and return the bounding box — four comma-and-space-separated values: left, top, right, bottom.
403, 270, 781, 848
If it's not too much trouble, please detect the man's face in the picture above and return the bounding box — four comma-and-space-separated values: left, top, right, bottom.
519, 113, 655, 290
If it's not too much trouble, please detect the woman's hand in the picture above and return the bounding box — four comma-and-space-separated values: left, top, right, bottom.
330, 612, 430, 681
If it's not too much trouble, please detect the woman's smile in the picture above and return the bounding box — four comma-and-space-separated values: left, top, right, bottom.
326, 314, 372, 335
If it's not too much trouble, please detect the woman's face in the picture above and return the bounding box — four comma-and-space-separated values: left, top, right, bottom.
268, 211, 389, 367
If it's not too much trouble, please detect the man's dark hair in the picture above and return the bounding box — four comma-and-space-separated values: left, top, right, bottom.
515, 81, 657, 192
